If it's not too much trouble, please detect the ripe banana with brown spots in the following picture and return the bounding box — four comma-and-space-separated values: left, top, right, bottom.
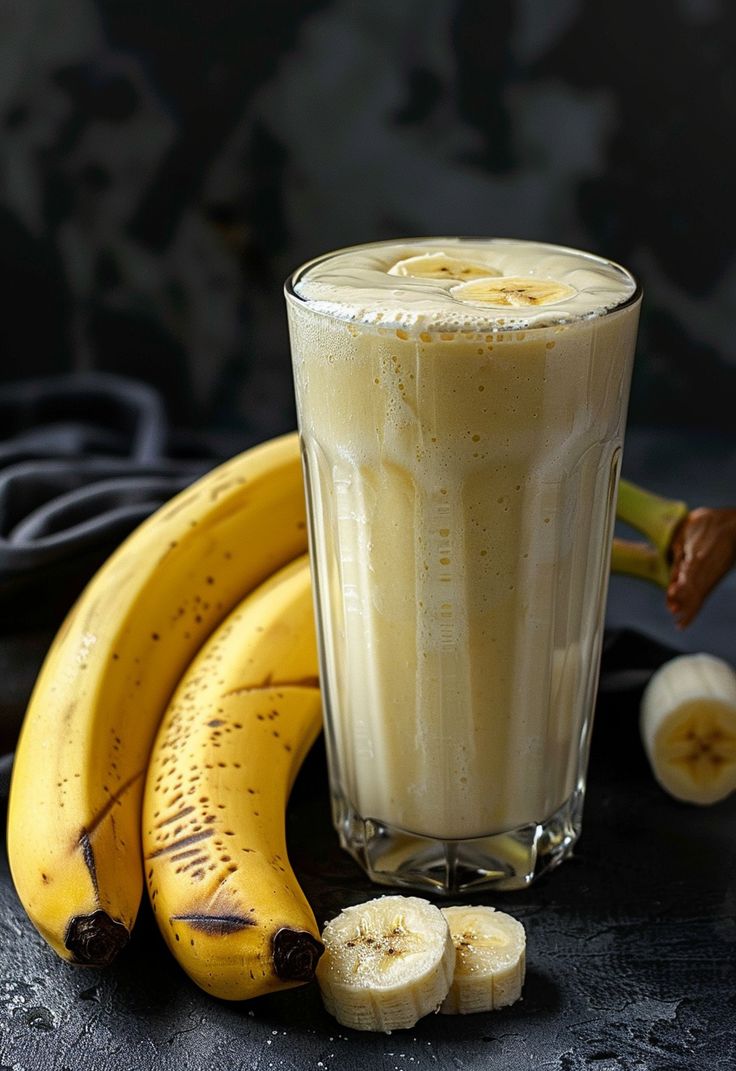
7, 433, 306, 967
142, 554, 324, 1000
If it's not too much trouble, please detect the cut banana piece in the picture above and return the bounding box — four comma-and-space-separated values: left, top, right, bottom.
387, 251, 501, 281
316, 895, 455, 1032
640, 653, 736, 805
439, 906, 526, 1014
451, 275, 576, 307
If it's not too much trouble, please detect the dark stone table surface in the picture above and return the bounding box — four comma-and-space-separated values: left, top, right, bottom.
1, 427, 735, 1071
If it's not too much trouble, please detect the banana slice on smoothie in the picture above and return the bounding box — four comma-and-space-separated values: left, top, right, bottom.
388, 251, 501, 281
439, 906, 526, 1015
316, 895, 455, 1032
451, 275, 576, 307
640, 653, 736, 805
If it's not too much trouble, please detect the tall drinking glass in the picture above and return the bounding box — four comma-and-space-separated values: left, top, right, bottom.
285, 239, 640, 893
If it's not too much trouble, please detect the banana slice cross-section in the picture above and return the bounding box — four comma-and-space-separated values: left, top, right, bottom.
387, 251, 501, 282
451, 275, 576, 308
439, 906, 526, 1015
640, 653, 736, 805
316, 895, 455, 1032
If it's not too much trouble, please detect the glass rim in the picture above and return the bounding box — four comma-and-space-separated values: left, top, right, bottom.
284, 236, 642, 333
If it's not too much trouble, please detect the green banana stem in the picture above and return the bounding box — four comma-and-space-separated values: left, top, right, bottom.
611, 479, 689, 589
616, 479, 688, 557
610, 537, 671, 588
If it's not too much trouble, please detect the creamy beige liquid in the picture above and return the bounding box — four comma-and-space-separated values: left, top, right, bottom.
287, 239, 639, 839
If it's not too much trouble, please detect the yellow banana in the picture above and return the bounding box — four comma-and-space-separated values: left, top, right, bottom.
142, 555, 323, 1000
7, 432, 306, 966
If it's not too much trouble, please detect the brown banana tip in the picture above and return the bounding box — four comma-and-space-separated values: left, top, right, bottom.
272, 927, 324, 982
64, 910, 130, 967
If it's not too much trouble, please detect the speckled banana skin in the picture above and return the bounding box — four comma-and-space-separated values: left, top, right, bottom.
7, 434, 307, 966
143, 555, 323, 1000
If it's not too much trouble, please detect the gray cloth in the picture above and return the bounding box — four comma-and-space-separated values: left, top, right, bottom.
0, 372, 240, 628
0, 372, 244, 749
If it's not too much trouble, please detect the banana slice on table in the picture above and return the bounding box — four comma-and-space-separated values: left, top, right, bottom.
316, 895, 455, 1032
388, 251, 501, 281
640, 653, 736, 805
451, 275, 576, 307
439, 906, 526, 1015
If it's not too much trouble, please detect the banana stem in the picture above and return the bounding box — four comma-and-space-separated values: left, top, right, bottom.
610, 537, 670, 588
616, 479, 688, 558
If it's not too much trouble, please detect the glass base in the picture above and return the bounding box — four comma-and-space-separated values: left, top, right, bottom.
332, 789, 585, 894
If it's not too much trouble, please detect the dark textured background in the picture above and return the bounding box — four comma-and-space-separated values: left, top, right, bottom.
1, 0, 735, 438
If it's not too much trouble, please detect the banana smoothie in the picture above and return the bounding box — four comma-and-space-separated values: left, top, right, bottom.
286, 238, 640, 890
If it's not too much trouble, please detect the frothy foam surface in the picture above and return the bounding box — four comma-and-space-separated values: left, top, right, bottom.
291, 238, 637, 331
